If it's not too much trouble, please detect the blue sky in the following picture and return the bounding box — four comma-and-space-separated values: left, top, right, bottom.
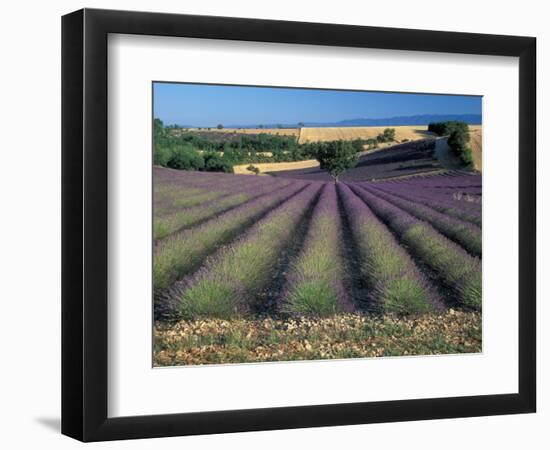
153, 82, 481, 127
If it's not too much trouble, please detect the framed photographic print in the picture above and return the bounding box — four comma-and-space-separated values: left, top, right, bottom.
61, 8, 536, 442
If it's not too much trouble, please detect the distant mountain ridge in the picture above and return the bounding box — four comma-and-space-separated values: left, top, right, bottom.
220, 113, 481, 129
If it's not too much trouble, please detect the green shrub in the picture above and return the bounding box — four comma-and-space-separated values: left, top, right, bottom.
351, 138, 366, 152
376, 128, 396, 143
203, 151, 233, 172
366, 138, 378, 150
167, 145, 205, 171
246, 165, 260, 175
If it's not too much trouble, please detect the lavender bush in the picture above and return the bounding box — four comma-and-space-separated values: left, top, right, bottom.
338, 183, 435, 314
282, 184, 354, 316
153, 181, 308, 291
154, 181, 293, 239
348, 183, 481, 310
361, 184, 481, 257
175, 184, 322, 319
372, 185, 482, 227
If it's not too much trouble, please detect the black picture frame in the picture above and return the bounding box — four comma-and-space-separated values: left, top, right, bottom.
62, 8, 536, 442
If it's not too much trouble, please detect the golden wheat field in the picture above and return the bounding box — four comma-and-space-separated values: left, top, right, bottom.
468, 126, 482, 171
233, 159, 319, 174
298, 125, 434, 144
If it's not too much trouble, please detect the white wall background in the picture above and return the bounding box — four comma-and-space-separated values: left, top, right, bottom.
0, 1, 546, 448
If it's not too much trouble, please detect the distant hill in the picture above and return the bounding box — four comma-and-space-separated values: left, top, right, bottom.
327, 114, 482, 127
222, 114, 481, 129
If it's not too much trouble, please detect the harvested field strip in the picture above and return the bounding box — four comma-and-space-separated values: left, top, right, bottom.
175, 184, 322, 319
349, 184, 481, 310
469, 128, 482, 171
372, 185, 481, 226
154, 181, 293, 239
233, 159, 319, 175
281, 184, 353, 316
154, 310, 482, 365
153, 182, 308, 292
362, 185, 482, 257
338, 184, 434, 315
298, 125, 432, 144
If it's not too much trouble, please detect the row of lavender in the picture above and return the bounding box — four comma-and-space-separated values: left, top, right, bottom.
154, 179, 294, 239
371, 173, 482, 227
154, 169, 482, 320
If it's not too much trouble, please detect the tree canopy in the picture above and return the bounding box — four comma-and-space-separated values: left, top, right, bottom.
316, 140, 358, 181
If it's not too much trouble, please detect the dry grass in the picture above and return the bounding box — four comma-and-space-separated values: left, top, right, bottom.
468, 126, 482, 171
154, 310, 482, 366
298, 125, 433, 144
233, 159, 319, 174
188, 127, 300, 137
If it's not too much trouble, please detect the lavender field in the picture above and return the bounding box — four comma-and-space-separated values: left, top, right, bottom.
153, 166, 482, 365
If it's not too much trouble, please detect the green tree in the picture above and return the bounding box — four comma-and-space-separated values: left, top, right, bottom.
447, 128, 468, 149
428, 121, 472, 167
448, 128, 473, 166
383, 128, 396, 141
153, 118, 165, 138
217, 124, 223, 129
316, 141, 358, 182
428, 121, 469, 137
153, 146, 171, 166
